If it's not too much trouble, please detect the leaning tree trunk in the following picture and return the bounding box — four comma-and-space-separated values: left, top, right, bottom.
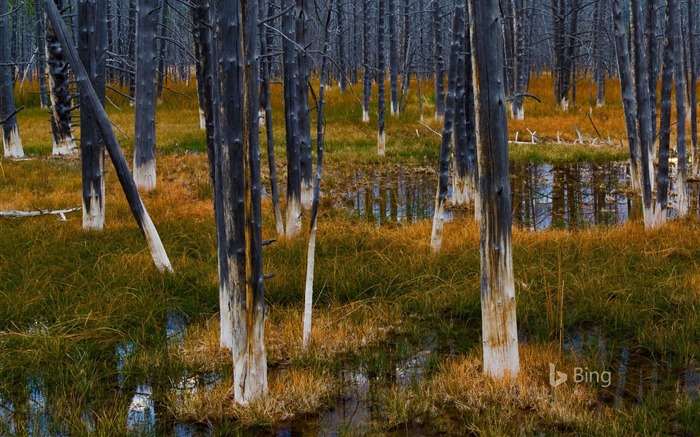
78, 0, 107, 230
430, 0, 464, 253
672, 0, 687, 218
282, 0, 302, 236
133, 0, 159, 191
46, 0, 77, 156
0, 0, 23, 158
361, 0, 371, 122
652, 0, 674, 229
611, 0, 641, 194
216, 0, 267, 403
377, 0, 387, 155
42, 0, 172, 272
468, 0, 519, 379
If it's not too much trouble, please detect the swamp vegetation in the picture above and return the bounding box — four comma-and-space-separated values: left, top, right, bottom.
1, 77, 699, 435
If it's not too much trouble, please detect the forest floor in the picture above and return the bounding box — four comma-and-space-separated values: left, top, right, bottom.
1, 77, 698, 435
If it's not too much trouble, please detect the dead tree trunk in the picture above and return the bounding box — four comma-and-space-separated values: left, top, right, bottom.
377, 0, 387, 154
431, 0, 444, 119
362, 0, 371, 122
42, 0, 172, 272
673, 0, 687, 217
430, 0, 463, 252
260, 0, 284, 236
611, 0, 641, 193
689, 0, 699, 178
156, 0, 168, 102
282, 0, 302, 236
0, 0, 23, 158
452, 11, 478, 211
468, 0, 519, 378
646, 0, 659, 155
46, 0, 77, 156
78, 0, 107, 230
653, 0, 674, 228
133, 0, 159, 191
216, 0, 268, 403
192, 0, 231, 349
36, 2, 49, 109
593, 0, 606, 106
303, 7, 331, 348
631, 0, 655, 225
388, 0, 399, 115
296, 0, 313, 209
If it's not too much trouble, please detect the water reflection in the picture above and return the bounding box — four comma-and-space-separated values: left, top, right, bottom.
339, 163, 664, 229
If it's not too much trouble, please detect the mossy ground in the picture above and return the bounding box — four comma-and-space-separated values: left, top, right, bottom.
0, 77, 698, 435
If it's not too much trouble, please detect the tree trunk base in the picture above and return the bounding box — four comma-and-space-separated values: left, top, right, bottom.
3, 125, 24, 158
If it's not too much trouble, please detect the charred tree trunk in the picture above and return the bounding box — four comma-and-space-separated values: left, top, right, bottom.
42, 0, 172, 272
430, 0, 464, 252
377, 0, 387, 154
362, 0, 371, 122
133, 0, 159, 191
0, 0, 23, 158
46, 0, 77, 156
336, 1, 346, 92
399, 0, 412, 113
611, 0, 641, 194
468, 0, 519, 378
510, 0, 527, 119
282, 0, 302, 236
646, 0, 660, 155
78, 0, 107, 230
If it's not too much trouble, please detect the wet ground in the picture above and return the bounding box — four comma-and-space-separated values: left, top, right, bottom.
330, 162, 700, 230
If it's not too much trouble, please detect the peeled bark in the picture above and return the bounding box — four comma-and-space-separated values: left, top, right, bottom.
430, 0, 463, 252
78, 0, 107, 230
46, 0, 77, 156
0, 0, 23, 158
133, 0, 159, 191
468, 0, 519, 379
42, 0, 172, 272
611, 0, 641, 194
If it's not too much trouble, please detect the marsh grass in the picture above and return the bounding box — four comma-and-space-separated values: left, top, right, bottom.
0, 75, 698, 434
